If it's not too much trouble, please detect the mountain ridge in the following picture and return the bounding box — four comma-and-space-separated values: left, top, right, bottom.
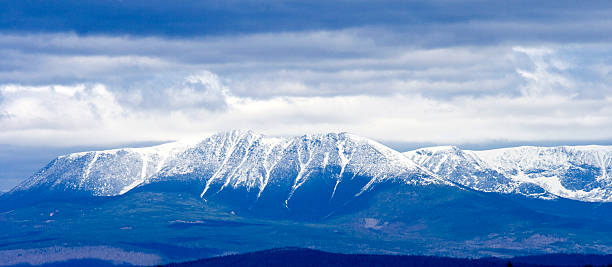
405, 144, 612, 202
6, 130, 612, 203
5, 130, 445, 214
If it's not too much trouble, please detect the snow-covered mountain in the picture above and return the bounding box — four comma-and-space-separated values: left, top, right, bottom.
5, 132, 612, 263
150, 131, 443, 204
475, 146, 612, 202
9, 130, 443, 209
8, 130, 612, 204
406, 146, 537, 196
405, 145, 612, 202
11, 140, 195, 196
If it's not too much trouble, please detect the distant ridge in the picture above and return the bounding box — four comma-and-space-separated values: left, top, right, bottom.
406, 145, 612, 202
7, 130, 612, 203
163, 247, 612, 267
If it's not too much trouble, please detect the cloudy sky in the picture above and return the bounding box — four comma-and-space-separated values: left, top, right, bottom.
1, 1, 612, 190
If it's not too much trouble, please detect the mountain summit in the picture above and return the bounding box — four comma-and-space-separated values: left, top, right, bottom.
7, 130, 612, 205
7, 130, 443, 213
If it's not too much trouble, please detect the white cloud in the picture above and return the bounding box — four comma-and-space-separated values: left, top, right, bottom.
0, 84, 122, 130
172, 72, 229, 108
0, 31, 611, 146
1, 72, 611, 147
513, 46, 577, 97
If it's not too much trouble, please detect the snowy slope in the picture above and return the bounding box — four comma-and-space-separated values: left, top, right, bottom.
475, 146, 612, 202
405, 145, 612, 202
147, 131, 444, 206
10, 141, 195, 196
405, 146, 520, 194
10, 131, 442, 204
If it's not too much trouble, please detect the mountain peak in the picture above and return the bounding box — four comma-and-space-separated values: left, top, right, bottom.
10, 130, 438, 210
8, 131, 612, 204
411, 146, 461, 154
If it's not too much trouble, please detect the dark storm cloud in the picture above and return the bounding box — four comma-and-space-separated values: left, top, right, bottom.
0, 32, 528, 100
1, 0, 612, 44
